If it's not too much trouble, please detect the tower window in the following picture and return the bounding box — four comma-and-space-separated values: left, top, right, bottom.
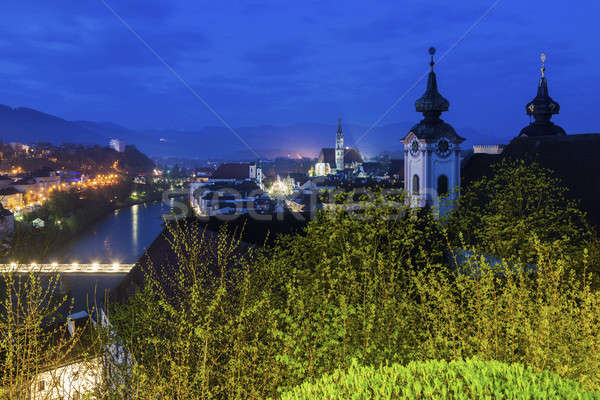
412, 175, 420, 194
437, 175, 448, 197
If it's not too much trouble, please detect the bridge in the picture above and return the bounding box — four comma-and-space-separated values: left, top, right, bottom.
0, 263, 136, 274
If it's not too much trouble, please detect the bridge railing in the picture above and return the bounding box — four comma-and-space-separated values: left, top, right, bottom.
0, 263, 136, 274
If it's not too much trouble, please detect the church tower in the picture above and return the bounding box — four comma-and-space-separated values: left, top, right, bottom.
519, 53, 565, 137
335, 117, 344, 171
401, 48, 465, 212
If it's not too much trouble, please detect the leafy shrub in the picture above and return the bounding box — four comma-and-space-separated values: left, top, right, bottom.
280, 359, 600, 400
446, 159, 596, 269
0, 270, 100, 398
413, 239, 600, 390
108, 187, 600, 398
259, 191, 447, 392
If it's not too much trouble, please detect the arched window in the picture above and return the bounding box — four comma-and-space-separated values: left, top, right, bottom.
437, 174, 448, 197
412, 174, 420, 194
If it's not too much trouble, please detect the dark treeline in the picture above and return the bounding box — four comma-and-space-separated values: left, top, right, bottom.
0, 141, 154, 174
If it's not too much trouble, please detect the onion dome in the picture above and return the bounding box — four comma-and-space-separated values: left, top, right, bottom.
519, 53, 566, 137
404, 47, 464, 143
415, 47, 450, 118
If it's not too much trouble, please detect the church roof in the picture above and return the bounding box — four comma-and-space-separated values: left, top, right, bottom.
519, 54, 566, 137
462, 133, 600, 227
403, 48, 465, 144
317, 148, 363, 169
407, 119, 464, 143
414, 51, 449, 114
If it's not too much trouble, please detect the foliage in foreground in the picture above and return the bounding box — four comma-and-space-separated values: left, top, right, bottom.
0, 270, 100, 399
279, 358, 600, 400
106, 189, 600, 398
3, 161, 600, 399
447, 159, 598, 271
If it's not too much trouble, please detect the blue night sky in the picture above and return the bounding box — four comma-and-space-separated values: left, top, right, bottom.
0, 0, 598, 156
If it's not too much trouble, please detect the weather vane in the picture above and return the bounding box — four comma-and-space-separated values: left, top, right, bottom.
429, 47, 436, 71
540, 52, 547, 78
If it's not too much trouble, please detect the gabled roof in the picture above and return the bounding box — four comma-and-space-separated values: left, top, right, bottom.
211, 163, 251, 180
317, 148, 363, 169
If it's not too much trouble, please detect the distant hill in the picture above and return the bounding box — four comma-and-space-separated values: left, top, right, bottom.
0, 105, 102, 144
0, 104, 503, 160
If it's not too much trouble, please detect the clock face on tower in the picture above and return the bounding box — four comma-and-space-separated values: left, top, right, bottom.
436, 139, 451, 157
410, 139, 420, 157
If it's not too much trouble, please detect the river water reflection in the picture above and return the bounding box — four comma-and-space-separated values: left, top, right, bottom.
52, 200, 174, 264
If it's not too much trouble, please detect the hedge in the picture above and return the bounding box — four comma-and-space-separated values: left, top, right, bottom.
279, 358, 600, 399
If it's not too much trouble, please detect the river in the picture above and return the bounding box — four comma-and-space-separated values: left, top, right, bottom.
53, 199, 176, 264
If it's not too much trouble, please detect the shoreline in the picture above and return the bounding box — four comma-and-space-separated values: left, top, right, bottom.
5, 189, 169, 263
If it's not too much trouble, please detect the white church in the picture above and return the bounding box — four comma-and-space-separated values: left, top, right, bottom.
401, 48, 465, 213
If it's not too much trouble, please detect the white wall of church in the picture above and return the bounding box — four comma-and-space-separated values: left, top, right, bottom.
404, 141, 461, 213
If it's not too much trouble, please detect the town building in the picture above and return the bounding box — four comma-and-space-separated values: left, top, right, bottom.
0, 187, 24, 210
314, 119, 363, 176
32, 167, 61, 192
189, 181, 271, 217
8, 142, 31, 154
401, 48, 465, 211
109, 138, 125, 153
210, 162, 261, 183
12, 176, 38, 202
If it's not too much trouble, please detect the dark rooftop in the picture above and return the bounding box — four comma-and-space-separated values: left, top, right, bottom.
462, 133, 600, 227
318, 148, 363, 169
0, 187, 21, 196
211, 163, 251, 180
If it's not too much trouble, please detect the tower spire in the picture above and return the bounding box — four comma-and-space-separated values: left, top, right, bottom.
429, 46, 435, 71
415, 47, 449, 121
335, 117, 344, 171
519, 53, 565, 137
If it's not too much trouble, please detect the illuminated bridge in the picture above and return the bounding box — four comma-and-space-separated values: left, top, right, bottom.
0, 263, 136, 274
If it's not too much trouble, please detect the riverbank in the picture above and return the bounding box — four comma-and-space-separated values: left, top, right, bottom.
3, 183, 173, 263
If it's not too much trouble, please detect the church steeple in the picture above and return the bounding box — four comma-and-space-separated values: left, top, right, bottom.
519, 53, 566, 137
402, 47, 465, 213
335, 117, 344, 171
415, 47, 450, 121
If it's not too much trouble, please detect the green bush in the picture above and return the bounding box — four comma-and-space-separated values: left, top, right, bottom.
280, 359, 600, 400
108, 187, 600, 398
446, 159, 596, 271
